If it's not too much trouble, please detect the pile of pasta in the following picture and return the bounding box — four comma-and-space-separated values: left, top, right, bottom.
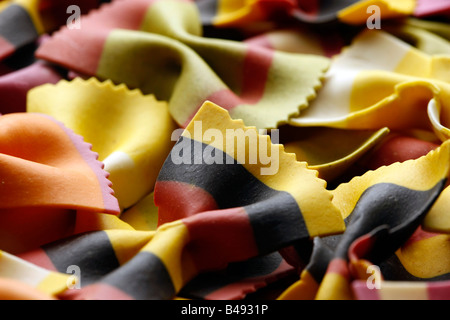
0, 0, 450, 300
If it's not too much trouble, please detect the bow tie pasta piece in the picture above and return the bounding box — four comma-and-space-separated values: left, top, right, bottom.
280, 140, 450, 300
139, 0, 331, 129
350, 226, 450, 300
313, 140, 450, 300
349, 225, 450, 300
35, 0, 330, 130
27, 77, 177, 210
61, 100, 345, 300
0, 112, 119, 253
0, 112, 118, 213
155, 100, 345, 238
289, 30, 450, 138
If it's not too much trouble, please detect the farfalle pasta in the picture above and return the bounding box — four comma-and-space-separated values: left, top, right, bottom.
35, 0, 330, 129
0, 112, 119, 257
0, 0, 449, 302
278, 140, 450, 300
289, 29, 450, 136
27, 77, 177, 210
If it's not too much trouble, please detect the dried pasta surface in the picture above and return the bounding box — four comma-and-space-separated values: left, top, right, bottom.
0, 0, 450, 302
